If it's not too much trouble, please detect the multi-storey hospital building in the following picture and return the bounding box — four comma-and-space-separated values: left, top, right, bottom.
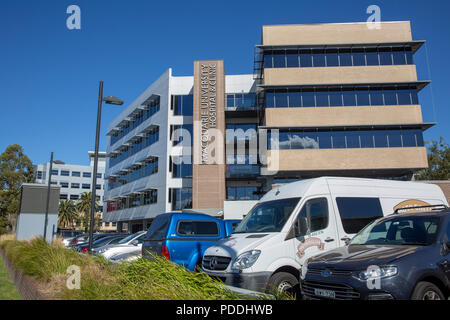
103, 21, 431, 233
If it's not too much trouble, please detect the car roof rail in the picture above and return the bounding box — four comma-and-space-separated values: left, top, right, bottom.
394, 204, 449, 214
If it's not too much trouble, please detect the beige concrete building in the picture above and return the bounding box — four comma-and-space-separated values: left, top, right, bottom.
255, 21, 431, 181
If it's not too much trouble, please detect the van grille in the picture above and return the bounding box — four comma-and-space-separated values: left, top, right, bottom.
302, 280, 360, 300
202, 256, 231, 271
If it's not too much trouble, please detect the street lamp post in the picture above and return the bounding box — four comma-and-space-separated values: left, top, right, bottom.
88, 80, 123, 253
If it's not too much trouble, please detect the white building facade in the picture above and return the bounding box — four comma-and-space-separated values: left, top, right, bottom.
34, 151, 106, 210
103, 68, 258, 233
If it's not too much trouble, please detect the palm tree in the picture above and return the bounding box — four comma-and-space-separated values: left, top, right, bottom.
76, 192, 100, 233
58, 200, 77, 229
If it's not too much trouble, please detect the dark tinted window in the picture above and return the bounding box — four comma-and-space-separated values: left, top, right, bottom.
298, 198, 329, 236
146, 215, 170, 240
336, 197, 383, 234
177, 221, 219, 236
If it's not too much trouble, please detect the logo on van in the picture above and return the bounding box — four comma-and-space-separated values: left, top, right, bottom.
297, 237, 325, 258
393, 200, 431, 213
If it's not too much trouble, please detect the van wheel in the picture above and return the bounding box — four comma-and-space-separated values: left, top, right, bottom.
411, 281, 445, 300
267, 272, 299, 296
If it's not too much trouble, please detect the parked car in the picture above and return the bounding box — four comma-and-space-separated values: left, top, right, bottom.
57, 229, 83, 246
301, 205, 450, 300
76, 234, 127, 253
66, 234, 88, 247
70, 233, 114, 250
95, 231, 145, 260
202, 177, 449, 294
142, 212, 240, 271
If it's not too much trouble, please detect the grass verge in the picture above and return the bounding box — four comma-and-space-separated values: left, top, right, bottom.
0, 238, 292, 300
0, 253, 20, 300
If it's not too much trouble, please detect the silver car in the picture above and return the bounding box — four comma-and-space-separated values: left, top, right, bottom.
95, 231, 145, 260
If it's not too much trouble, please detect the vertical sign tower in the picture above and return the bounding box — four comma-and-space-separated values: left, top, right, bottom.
192, 60, 226, 211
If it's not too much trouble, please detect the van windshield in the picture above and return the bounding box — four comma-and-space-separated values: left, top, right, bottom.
234, 198, 300, 233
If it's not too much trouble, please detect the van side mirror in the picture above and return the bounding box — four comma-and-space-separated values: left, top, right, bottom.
131, 240, 139, 246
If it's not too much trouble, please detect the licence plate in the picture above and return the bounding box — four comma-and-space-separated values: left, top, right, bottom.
314, 288, 336, 299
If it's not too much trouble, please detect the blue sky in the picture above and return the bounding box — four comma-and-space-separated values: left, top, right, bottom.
0, 0, 449, 165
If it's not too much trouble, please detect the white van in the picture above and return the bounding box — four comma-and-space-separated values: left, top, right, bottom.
202, 177, 449, 293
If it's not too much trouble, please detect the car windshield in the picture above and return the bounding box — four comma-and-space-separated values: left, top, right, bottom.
234, 198, 300, 233
118, 233, 140, 244
93, 236, 115, 246
350, 215, 441, 246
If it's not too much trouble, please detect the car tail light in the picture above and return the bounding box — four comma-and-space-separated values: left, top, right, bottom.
162, 244, 170, 260
80, 247, 88, 253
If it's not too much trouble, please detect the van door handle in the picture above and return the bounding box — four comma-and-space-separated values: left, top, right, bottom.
324, 237, 335, 243
341, 236, 351, 242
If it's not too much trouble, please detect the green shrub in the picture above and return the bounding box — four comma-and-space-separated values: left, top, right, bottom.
0, 239, 293, 300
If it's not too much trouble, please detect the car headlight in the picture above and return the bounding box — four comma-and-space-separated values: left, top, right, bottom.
300, 260, 309, 280
232, 250, 261, 270
352, 266, 397, 281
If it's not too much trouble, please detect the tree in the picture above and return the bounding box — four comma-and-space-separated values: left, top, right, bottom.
58, 199, 77, 229
0, 144, 34, 234
415, 137, 450, 180
76, 192, 100, 233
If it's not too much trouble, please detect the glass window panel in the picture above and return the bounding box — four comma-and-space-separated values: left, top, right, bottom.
328, 88, 343, 107
388, 130, 402, 147
397, 87, 412, 105
317, 132, 332, 149
405, 47, 413, 64
346, 132, 360, 148
265, 91, 275, 108
342, 88, 356, 106
273, 50, 286, 68
325, 49, 339, 67
402, 130, 417, 147
352, 49, 366, 66
274, 90, 288, 108
264, 53, 273, 68
226, 94, 235, 107
301, 90, 315, 107
378, 48, 393, 65
312, 49, 326, 67
360, 132, 374, 148
365, 48, 379, 66
332, 131, 346, 149
415, 130, 424, 146
315, 88, 329, 107
410, 89, 419, 104
287, 90, 301, 107
374, 131, 388, 148
392, 47, 406, 65
278, 132, 291, 150
356, 87, 370, 106
383, 88, 398, 105
286, 50, 299, 67
182, 95, 193, 115
299, 49, 312, 67
338, 49, 352, 66
292, 132, 319, 149
369, 87, 384, 106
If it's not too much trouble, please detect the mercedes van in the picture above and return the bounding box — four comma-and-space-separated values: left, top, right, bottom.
201, 177, 449, 294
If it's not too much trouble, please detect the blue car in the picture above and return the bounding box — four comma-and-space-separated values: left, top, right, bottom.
142, 212, 240, 271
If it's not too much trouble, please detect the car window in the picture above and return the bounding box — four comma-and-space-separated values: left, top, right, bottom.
118, 233, 139, 244
177, 221, 219, 236
297, 198, 329, 236
336, 197, 383, 234
146, 215, 170, 240
351, 216, 441, 245
109, 237, 124, 245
